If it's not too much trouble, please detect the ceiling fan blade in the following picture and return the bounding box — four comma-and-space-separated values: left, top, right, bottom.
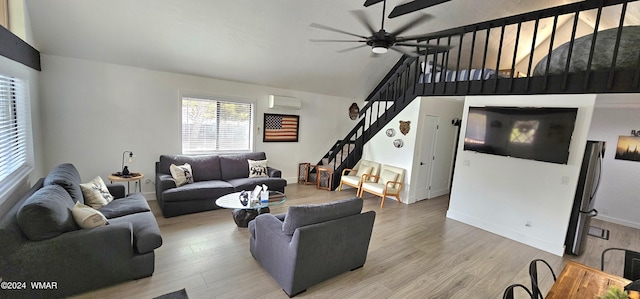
350, 10, 376, 34
390, 14, 432, 37
395, 42, 453, 51
390, 46, 418, 57
310, 23, 368, 39
337, 44, 368, 53
310, 39, 367, 43
389, 0, 451, 18
363, 0, 384, 7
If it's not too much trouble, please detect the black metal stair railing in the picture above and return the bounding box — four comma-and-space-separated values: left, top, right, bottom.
313, 0, 640, 191
313, 56, 422, 190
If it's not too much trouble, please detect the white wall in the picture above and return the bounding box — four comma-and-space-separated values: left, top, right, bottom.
589, 94, 640, 228
361, 97, 464, 204
447, 94, 596, 256
38, 55, 357, 198
412, 97, 464, 201
362, 99, 420, 203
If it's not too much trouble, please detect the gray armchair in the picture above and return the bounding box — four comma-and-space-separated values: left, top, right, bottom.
248, 197, 376, 297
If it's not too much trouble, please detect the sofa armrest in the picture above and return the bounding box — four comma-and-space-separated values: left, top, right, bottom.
155, 173, 177, 200
106, 184, 126, 199
2, 222, 135, 282
252, 214, 293, 250
267, 166, 282, 178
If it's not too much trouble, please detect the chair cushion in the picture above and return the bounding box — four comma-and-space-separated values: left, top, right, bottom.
355, 166, 372, 178
98, 194, 151, 219
16, 184, 79, 240
359, 160, 382, 182
161, 180, 234, 202
361, 182, 399, 195
380, 169, 399, 187
282, 197, 363, 236
340, 175, 361, 187
43, 163, 84, 204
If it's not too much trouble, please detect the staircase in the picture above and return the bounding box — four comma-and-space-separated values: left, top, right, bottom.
312, 0, 640, 190
311, 55, 421, 190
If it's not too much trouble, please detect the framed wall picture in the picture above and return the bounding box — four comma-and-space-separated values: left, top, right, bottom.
263, 113, 299, 142
615, 135, 640, 162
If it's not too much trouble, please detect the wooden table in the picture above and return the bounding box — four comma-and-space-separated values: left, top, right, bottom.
108, 173, 144, 193
546, 260, 631, 299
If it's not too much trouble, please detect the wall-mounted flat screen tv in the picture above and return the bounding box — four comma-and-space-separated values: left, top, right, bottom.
463, 106, 578, 164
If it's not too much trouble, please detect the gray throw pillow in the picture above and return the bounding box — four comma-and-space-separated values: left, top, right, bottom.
43, 163, 84, 204
17, 184, 79, 241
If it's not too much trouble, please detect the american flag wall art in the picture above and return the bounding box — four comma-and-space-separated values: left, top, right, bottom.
263, 113, 299, 142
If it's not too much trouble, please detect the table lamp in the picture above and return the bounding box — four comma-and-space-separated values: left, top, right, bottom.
122, 151, 134, 175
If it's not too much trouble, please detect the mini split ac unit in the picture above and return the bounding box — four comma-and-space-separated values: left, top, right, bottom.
269, 95, 301, 110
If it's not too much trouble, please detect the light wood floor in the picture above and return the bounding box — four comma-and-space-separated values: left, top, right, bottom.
72, 184, 640, 299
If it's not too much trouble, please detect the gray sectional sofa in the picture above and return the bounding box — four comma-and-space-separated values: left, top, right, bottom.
0, 163, 162, 299
155, 152, 287, 217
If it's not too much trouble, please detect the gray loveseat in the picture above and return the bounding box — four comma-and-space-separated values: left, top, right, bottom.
155, 152, 287, 217
0, 163, 162, 299
249, 197, 376, 297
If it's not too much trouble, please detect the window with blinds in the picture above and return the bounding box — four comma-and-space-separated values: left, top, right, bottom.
0, 74, 30, 188
181, 96, 253, 154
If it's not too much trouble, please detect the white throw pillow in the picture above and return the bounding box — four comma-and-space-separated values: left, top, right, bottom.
71, 202, 108, 229
170, 163, 193, 187
80, 176, 114, 209
355, 166, 372, 178
248, 159, 268, 178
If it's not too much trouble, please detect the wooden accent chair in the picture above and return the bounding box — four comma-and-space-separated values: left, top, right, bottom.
337, 160, 381, 193
358, 164, 404, 208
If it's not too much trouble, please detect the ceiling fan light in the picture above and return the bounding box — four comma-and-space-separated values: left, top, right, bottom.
372, 46, 388, 54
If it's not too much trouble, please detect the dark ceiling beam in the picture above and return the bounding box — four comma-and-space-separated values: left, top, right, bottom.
0, 25, 41, 71
388, 0, 451, 18
363, 0, 384, 7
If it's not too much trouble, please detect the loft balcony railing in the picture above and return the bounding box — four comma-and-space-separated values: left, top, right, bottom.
316, 0, 640, 190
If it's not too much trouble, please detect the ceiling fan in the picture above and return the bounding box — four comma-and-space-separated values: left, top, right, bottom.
310, 0, 452, 56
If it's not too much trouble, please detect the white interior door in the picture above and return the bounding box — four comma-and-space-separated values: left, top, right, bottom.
415, 115, 439, 201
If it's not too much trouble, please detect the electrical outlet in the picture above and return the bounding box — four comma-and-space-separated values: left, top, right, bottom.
463, 160, 470, 166
561, 176, 569, 185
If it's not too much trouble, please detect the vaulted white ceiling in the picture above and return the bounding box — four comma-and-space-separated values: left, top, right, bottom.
26, 0, 605, 100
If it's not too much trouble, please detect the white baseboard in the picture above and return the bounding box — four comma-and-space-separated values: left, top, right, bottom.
594, 215, 640, 230
429, 188, 449, 198
446, 209, 565, 256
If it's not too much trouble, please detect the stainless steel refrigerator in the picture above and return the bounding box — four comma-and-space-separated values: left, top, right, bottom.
565, 140, 606, 256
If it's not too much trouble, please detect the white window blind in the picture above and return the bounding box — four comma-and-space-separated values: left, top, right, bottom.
0, 74, 28, 184
181, 97, 253, 154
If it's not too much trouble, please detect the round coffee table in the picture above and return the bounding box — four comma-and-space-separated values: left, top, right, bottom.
215, 191, 286, 227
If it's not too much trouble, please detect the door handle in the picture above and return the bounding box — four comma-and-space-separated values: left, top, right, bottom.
579, 209, 598, 217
